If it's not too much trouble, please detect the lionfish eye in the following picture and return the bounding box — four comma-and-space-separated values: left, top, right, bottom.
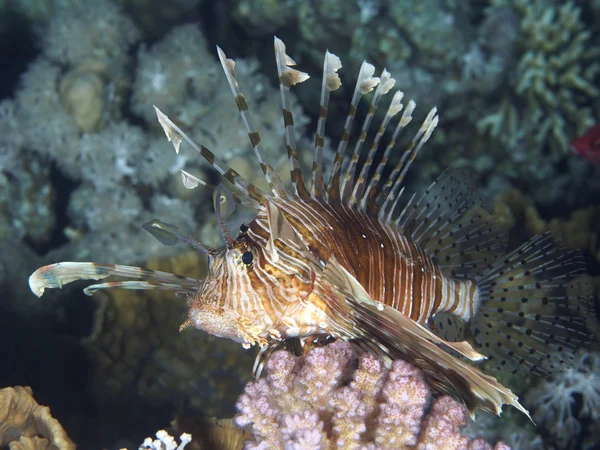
241, 251, 254, 266
240, 223, 249, 232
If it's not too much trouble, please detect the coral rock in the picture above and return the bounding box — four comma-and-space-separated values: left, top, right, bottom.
0, 386, 74, 450
235, 341, 509, 449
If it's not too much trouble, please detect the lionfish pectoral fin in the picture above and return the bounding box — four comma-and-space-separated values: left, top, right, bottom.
29, 262, 198, 297
322, 256, 384, 310
318, 266, 529, 419
473, 232, 597, 378
142, 219, 214, 254
395, 168, 508, 280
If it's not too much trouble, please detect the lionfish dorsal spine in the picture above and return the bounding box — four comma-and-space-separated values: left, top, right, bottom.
348, 73, 400, 209
180, 169, 253, 210
342, 69, 395, 206
385, 108, 438, 223
273, 36, 311, 199
216, 46, 288, 199
154, 107, 265, 209
312, 50, 342, 199
359, 90, 405, 213
326, 61, 379, 202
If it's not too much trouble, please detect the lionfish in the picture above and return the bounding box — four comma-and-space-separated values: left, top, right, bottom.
29, 37, 595, 418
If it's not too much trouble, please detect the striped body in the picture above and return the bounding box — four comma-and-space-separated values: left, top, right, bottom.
192, 197, 477, 344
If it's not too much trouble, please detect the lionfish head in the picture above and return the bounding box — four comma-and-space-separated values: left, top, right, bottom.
185, 235, 262, 344
145, 194, 315, 347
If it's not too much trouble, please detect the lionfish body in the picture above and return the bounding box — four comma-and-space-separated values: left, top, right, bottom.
30, 38, 596, 418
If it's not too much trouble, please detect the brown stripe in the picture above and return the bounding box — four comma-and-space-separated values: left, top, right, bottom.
369, 104, 376, 114
349, 104, 357, 116
359, 130, 367, 141
294, 169, 310, 199
319, 105, 328, 119
235, 94, 248, 111
283, 109, 294, 127
431, 267, 444, 316
409, 243, 423, 321
315, 134, 325, 148
200, 146, 215, 164
341, 129, 350, 142
249, 132, 261, 147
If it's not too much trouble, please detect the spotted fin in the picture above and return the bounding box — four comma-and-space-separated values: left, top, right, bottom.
394, 168, 508, 280
472, 232, 596, 377
317, 261, 530, 418
431, 312, 468, 343
29, 262, 199, 297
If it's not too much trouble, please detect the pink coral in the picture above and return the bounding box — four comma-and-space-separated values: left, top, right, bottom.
235, 341, 509, 449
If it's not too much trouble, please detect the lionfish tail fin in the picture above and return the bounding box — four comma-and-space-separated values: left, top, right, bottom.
29, 262, 199, 297
317, 258, 530, 418
154, 106, 265, 209
473, 232, 596, 377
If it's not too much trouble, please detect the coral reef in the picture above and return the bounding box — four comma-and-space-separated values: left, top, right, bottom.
172, 416, 250, 450
526, 352, 600, 448
478, 0, 599, 165
235, 340, 509, 449
0, 386, 75, 450
494, 188, 600, 264
139, 430, 192, 450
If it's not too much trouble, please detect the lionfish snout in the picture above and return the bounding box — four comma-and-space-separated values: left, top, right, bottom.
186, 300, 245, 342
181, 245, 269, 345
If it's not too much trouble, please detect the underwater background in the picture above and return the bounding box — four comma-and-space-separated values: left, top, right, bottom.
0, 0, 599, 448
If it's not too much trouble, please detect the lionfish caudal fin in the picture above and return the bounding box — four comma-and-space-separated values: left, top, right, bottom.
471, 232, 596, 377
153, 36, 438, 216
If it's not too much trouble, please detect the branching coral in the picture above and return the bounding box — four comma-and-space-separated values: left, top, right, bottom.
0, 386, 75, 450
526, 352, 600, 447
235, 341, 509, 449
478, 0, 599, 160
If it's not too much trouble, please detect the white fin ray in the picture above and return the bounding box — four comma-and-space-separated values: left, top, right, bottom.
216, 46, 288, 199
312, 50, 342, 198
154, 106, 263, 209
274, 37, 310, 198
